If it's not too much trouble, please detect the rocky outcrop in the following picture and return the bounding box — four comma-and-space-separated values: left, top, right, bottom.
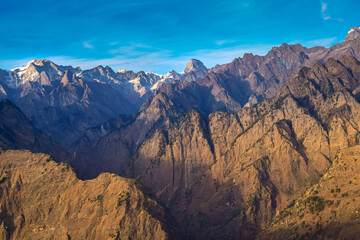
0, 149, 179, 240
344, 26, 360, 42
182, 59, 209, 82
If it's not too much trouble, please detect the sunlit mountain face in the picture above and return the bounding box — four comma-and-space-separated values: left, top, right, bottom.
2, 0, 360, 239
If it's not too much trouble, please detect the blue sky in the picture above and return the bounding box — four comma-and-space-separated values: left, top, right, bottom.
0, 0, 359, 74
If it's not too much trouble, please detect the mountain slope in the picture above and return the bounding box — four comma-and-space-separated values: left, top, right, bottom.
3, 27, 360, 239
71, 27, 360, 181
0, 99, 68, 162
0, 149, 179, 240
149, 27, 360, 117
72, 55, 360, 239
0, 63, 136, 147
257, 145, 360, 240
0, 59, 210, 148
2, 28, 359, 149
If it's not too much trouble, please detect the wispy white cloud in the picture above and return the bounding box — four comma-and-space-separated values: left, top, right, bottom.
109, 43, 151, 55
82, 41, 94, 49
320, 1, 343, 22
321, 1, 331, 20
304, 37, 337, 47
215, 39, 237, 46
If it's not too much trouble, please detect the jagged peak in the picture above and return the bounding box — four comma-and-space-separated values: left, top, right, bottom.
166, 70, 178, 75
11, 59, 63, 75
184, 59, 206, 73
10, 60, 36, 72
268, 43, 307, 56
91, 65, 116, 75
345, 26, 360, 42
118, 69, 127, 73
93, 65, 106, 70
347, 26, 360, 34
32, 59, 55, 66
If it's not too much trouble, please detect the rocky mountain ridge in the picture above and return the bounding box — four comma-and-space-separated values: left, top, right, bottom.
71, 27, 360, 179
71, 55, 360, 239
0, 149, 179, 240
1, 28, 359, 149
0, 58, 209, 147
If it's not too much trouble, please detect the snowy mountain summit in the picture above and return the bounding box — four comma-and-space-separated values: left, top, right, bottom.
345, 26, 360, 42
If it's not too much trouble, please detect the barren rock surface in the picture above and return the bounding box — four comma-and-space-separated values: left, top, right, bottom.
0, 150, 178, 240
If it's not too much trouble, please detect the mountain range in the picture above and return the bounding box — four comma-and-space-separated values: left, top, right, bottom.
0, 58, 209, 147
1, 26, 360, 239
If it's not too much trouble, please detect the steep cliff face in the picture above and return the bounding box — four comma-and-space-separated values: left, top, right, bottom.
0, 149, 178, 240
72, 56, 360, 239
132, 96, 333, 239
71, 90, 189, 178
257, 145, 360, 240
131, 110, 215, 205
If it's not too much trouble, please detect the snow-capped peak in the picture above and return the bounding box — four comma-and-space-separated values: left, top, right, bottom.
345, 26, 360, 42
348, 26, 360, 34
11, 60, 36, 76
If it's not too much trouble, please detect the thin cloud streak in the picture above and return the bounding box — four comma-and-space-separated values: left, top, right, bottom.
306, 37, 337, 47
320, 1, 343, 22
215, 40, 237, 46
321, 1, 331, 20
83, 42, 94, 49
289, 37, 338, 47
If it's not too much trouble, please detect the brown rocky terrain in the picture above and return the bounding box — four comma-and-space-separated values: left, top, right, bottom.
71, 28, 360, 179
0, 149, 178, 240
72, 55, 360, 239
257, 145, 360, 240
2, 27, 360, 240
